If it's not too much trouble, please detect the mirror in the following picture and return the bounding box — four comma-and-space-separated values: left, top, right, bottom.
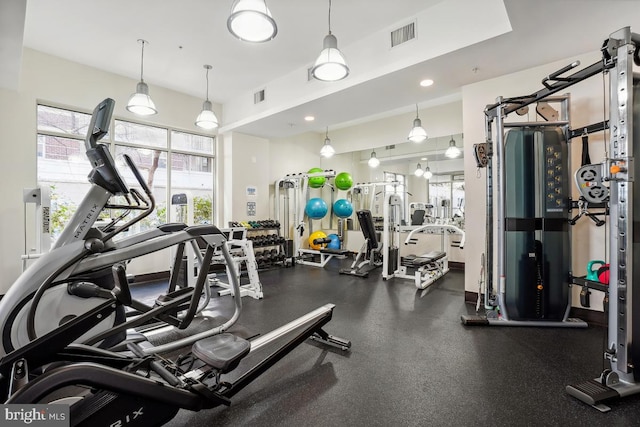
319, 133, 465, 227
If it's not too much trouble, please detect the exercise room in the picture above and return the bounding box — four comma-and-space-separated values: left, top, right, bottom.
1, 1, 640, 425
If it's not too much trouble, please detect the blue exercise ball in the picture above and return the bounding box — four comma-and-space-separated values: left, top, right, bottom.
327, 233, 340, 250
305, 198, 328, 220
333, 199, 353, 218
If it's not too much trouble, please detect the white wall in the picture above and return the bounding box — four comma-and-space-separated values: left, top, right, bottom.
462, 50, 608, 311
226, 132, 271, 224
0, 48, 220, 293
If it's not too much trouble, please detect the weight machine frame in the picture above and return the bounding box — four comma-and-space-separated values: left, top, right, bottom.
382, 192, 463, 289
207, 227, 263, 300
565, 27, 640, 411
475, 92, 588, 327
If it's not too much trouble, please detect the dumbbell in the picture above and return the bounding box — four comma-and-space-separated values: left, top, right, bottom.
254, 251, 267, 267
313, 237, 332, 246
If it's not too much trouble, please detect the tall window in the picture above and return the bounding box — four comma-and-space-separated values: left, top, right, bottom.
37, 104, 215, 244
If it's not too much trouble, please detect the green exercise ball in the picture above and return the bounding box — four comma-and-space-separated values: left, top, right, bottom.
308, 167, 326, 188
335, 172, 353, 191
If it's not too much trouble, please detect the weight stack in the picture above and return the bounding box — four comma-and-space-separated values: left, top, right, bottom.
504, 127, 570, 320
388, 247, 398, 275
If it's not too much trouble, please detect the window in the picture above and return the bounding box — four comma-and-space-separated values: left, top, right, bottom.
37, 105, 92, 137
37, 103, 215, 244
171, 131, 214, 154
428, 174, 465, 219
170, 152, 214, 225
114, 120, 167, 148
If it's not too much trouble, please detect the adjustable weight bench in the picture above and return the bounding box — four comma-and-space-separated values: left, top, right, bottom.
339, 210, 382, 277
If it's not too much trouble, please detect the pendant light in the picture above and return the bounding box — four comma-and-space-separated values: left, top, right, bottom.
195, 65, 219, 130
311, 0, 349, 82
445, 135, 461, 158
320, 127, 336, 158
423, 164, 433, 180
127, 39, 157, 116
227, 0, 277, 43
414, 163, 424, 177
407, 104, 427, 143
368, 150, 380, 168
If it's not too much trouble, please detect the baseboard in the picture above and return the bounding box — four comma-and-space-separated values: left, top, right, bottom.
131, 271, 170, 285
569, 307, 607, 327
463, 291, 606, 326
449, 261, 464, 270
465, 291, 481, 304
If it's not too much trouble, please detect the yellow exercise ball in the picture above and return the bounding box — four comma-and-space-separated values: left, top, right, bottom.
308, 231, 328, 250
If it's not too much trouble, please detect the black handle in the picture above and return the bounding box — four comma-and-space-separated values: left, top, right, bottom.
123, 154, 152, 196
112, 263, 132, 306
542, 61, 580, 88
67, 282, 112, 299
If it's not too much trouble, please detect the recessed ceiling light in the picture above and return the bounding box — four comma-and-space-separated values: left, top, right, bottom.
420, 79, 434, 87
304, 116, 315, 121
421, 157, 427, 161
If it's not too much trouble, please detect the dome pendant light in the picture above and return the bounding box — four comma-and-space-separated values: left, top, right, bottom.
311, 0, 349, 82
320, 127, 336, 158
445, 135, 461, 158
368, 150, 380, 168
127, 39, 157, 116
414, 163, 424, 177
407, 104, 427, 143
195, 65, 219, 130
227, 0, 277, 43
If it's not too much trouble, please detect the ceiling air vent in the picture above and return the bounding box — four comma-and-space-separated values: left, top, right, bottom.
390, 21, 416, 48
254, 89, 265, 104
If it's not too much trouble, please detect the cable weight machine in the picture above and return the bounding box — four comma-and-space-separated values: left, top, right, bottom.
461, 26, 640, 411
463, 91, 590, 327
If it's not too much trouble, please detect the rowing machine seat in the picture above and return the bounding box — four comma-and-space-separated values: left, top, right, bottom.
192, 333, 251, 373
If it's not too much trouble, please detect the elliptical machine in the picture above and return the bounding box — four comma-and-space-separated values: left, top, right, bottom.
0, 98, 350, 426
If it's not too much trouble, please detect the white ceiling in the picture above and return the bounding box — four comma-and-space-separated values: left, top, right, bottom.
7, 0, 640, 139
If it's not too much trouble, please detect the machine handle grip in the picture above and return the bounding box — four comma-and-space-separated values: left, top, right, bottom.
542, 61, 580, 88
123, 154, 152, 197
67, 282, 112, 299
112, 263, 132, 306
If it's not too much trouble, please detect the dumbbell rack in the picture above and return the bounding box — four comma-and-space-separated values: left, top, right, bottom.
229, 220, 289, 270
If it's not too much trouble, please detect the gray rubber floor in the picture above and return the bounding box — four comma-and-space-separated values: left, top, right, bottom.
137, 259, 640, 426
